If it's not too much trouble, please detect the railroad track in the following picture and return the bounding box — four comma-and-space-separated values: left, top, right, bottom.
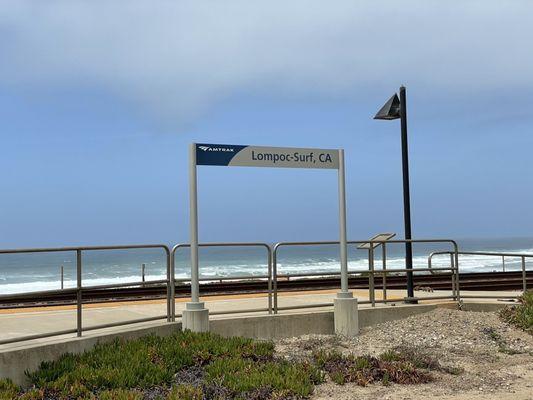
1, 271, 530, 309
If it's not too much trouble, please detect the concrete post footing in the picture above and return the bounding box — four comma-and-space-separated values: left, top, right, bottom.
334, 292, 358, 337
182, 302, 209, 332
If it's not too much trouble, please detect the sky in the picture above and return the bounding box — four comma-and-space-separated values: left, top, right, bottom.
1, 1, 533, 248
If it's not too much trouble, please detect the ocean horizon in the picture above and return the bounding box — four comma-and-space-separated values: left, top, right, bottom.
1, 237, 532, 295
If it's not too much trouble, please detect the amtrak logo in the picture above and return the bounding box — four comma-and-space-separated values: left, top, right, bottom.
198, 145, 234, 152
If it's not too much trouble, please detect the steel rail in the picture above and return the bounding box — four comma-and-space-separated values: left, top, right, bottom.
2, 271, 529, 309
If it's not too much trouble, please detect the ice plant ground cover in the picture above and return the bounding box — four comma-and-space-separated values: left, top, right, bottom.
0, 331, 448, 399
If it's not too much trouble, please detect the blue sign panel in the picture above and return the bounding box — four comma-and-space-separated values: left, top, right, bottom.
195, 143, 247, 166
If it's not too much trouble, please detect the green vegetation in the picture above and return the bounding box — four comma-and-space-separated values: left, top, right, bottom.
206, 357, 322, 397
28, 331, 274, 391
0, 333, 453, 399
0, 380, 18, 400
313, 346, 462, 386
167, 385, 203, 400
500, 290, 533, 334
1, 332, 316, 400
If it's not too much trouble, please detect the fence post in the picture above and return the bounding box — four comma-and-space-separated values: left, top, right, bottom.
60, 265, 64, 290
453, 245, 461, 303
141, 263, 146, 286
267, 246, 273, 314
502, 255, 505, 272
522, 256, 527, 293
273, 246, 278, 314
449, 252, 456, 299
382, 243, 387, 303
76, 250, 82, 337
369, 245, 375, 307
166, 247, 176, 322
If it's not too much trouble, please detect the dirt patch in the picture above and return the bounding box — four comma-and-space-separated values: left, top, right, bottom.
276, 308, 533, 400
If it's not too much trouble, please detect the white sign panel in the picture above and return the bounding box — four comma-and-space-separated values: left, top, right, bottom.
196, 143, 339, 169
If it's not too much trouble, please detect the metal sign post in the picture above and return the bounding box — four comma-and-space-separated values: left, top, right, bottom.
184, 143, 358, 336
182, 143, 209, 332
358, 233, 396, 306
338, 149, 349, 294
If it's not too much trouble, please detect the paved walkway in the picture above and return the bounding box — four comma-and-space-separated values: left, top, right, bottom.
0, 289, 521, 348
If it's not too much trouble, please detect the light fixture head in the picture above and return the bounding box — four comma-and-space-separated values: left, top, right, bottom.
374, 93, 401, 120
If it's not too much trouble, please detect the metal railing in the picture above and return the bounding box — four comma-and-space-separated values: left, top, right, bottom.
171, 242, 273, 315
0, 244, 171, 345
4, 238, 531, 346
272, 239, 460, 313
428, 250, 531, 293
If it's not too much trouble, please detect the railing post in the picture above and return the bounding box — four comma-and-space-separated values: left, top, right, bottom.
502, 255, 505, 272
450, 252, 456, 300
273, 245, 278, 314
171, 249, 175, 322
76, 250, 82, 337
60, 265, 64, 290
166, 245, 175, 322
449, 252, 454, 272
141, 263, 146, 286
369, 245, 375, 307
453, 244, 461, 303
522, 256, 527, 293
382, 243, 387, 303
448, 252, 455, 299
166, 251, 171, 322
267, 245, 273, 314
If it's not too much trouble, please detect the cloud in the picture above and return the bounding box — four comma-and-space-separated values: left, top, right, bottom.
0, 1, 532, 125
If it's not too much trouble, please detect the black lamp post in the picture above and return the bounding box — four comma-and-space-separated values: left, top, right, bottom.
374, 86, 416, 302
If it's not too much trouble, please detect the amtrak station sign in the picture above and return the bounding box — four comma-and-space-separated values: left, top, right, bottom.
186, 142, 351, 312
195, 143, 340, 169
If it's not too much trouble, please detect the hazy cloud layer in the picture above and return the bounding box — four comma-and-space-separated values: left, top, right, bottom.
1, 1, 532, 124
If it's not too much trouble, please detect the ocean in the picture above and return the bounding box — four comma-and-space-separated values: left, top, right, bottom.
0, 238, 532, 295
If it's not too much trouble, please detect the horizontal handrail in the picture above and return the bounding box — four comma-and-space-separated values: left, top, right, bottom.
430, 250, 533, 258
171, 242, 273, 314
428, 249, 531, 292
272, 238, 460, 312
0, 244, 171, 346
172, 242, 272, 249
0, 243, 171, 254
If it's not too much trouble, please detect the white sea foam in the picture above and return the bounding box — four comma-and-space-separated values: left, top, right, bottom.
0, 274, 170, 295
1, 247, 531, 295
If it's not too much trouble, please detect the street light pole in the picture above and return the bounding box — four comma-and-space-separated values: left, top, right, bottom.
399, 86, 415, 301
374, 85, 415, 302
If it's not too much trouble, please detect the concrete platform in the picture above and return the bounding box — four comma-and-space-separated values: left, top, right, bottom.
0, 289, 520, 343
0, 297, 515, 387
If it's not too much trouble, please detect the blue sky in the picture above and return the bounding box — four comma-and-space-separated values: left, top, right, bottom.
1, 1, 533, 247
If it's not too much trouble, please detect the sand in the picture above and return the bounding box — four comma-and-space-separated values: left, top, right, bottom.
276, 308, 533, 400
